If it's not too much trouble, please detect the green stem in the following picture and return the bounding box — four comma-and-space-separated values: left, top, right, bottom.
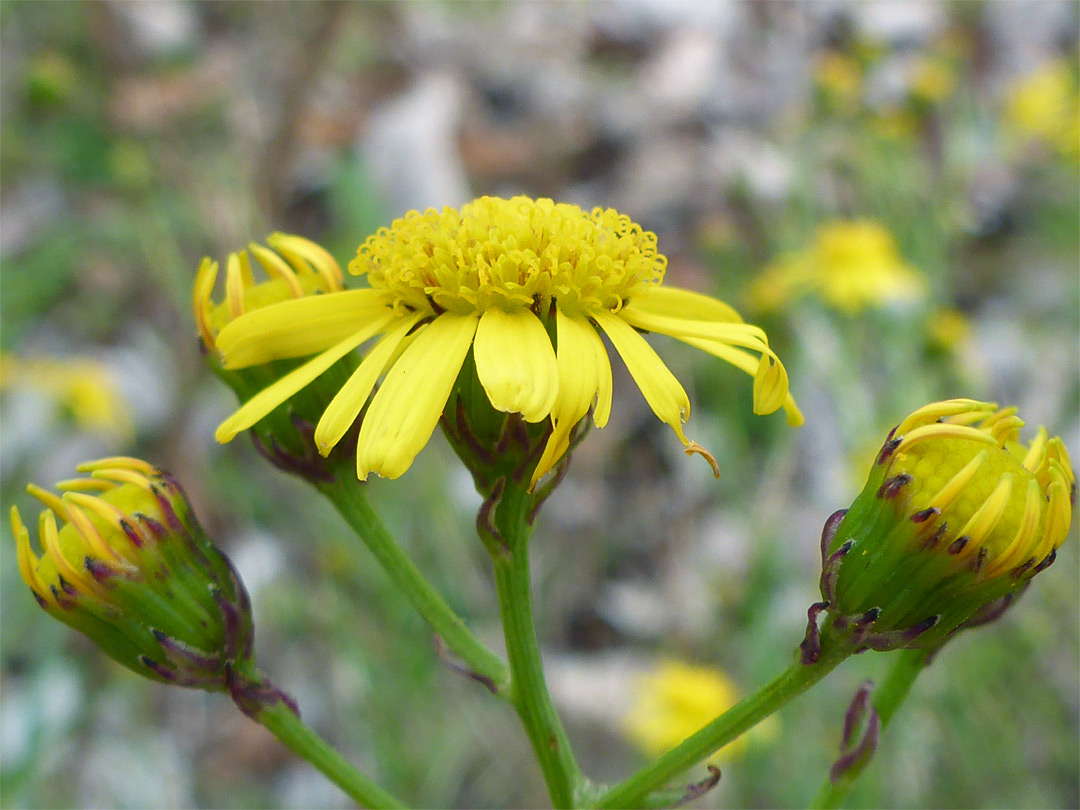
489, 481, 584, 808
596, 637, 854, 809
232, 664, 405, 809
318, 476, 510, 694
810, 646, 933, 810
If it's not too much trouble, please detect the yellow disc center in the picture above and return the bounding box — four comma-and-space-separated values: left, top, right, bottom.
350, 196, 667, 317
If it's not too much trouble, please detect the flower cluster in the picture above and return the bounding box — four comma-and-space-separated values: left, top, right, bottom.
212, 196, 802, 487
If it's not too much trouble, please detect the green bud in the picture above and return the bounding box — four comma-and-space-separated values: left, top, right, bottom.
11, 457, 254, 690
811, 399, 1074, 654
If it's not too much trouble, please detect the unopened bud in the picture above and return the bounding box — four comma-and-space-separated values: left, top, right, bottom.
817, 399, 1074, 651
11, 457, 254, 690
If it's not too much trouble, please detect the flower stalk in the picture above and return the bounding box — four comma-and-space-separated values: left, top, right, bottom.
316, 470, 510, 694
484, 478, 584, 808
227, 659, 405, 809
810, 647, 933, 810
595, 625, 855, 809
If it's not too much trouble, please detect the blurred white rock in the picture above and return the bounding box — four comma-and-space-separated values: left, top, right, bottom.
108, 0, 198, 60
361, 73, 471, 215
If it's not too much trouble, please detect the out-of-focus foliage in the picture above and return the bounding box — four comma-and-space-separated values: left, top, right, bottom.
1, 2, 1076, 808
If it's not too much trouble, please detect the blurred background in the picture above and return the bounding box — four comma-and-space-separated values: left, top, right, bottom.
1, 1, 1077, 807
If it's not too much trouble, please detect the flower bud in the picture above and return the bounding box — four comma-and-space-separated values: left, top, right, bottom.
816, 399, 1074, 651
195, 234, 355, 481
11, 457, 254, 690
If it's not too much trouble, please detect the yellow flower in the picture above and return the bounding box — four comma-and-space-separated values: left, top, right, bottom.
749, 221, 924, 315
195, 233, 356, 482
623, 660, 747, 761
193, 232, 345, 353
819, 399, 1074, 651
1003, 59, 1080, 160
926, 307, 972, 352
213, 196, 802, 486
0, 354, 133, 440
814, 52, 862, 113
909, 57, 955, 104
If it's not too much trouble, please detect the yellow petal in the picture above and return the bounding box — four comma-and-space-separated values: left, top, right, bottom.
474, 308, 558, 422
216, 289, 388, 368
356, 313, 479, 480
215, 314, 394, 443
676, 336, 804, 426
752, 353, 790, 416
225, 252, 247, 319
267, 232, 344, 289
193, 257, 219, 348
593, 310, 690, 444
314, 314, 422, 455
248, 242, 304, 297
623, 286, 744, 323
619, 307, 771, 354
531, 311, 612, 488
556, 310, 612, 426
12, 505, 54, 607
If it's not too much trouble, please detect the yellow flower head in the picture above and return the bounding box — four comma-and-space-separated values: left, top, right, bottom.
819, 399, 1074, 651
1003, 58, 1080, 160
213, 197, 802, 486
11, 457, 254, 689
623, 660, 745, 761
909, 57, 955, 104
749, 220, 924, 316
926, 307, 972, 352
194, 232, 344, 354
0, 354, 133, 440
813, 52, 862, 112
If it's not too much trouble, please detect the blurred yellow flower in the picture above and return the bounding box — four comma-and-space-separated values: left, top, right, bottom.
909, 58, 955, 104
926, 307, 972, 352
814, 52, 862, 113
1003, 59, 1080, 160
748, 221, 925, 315
871, 109, 920, 141
0, 354, 133, 440
623, 660, 749, 761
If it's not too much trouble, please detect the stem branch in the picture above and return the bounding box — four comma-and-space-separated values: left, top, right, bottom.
319, 477, 510, 693
230, 663, 405, 809
596, 637, 853, 809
